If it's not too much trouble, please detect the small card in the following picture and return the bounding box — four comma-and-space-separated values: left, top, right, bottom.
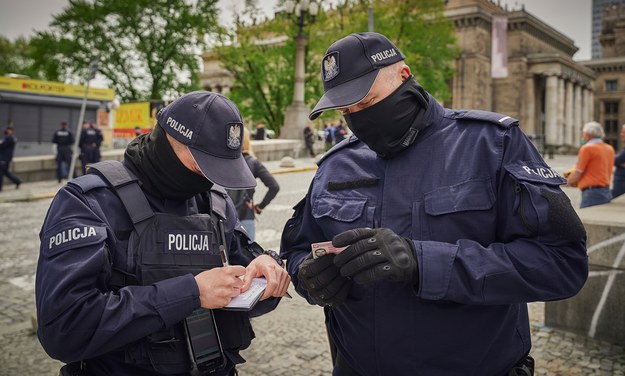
311, 241, 347, 259
223, 277, 266, 311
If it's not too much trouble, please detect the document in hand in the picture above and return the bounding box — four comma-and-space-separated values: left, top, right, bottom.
223, 277, 267, 311
311, 241, 347, 259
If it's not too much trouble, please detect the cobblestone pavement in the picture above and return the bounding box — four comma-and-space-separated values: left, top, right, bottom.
1, 156, 624, 375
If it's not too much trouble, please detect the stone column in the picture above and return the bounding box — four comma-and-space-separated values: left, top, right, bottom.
574, 84, 582, 146
565, 80, 574, 146
582, 88, 591, 124
589, 90, 595, 121
557, 77, 565, 145
545, 75, 559, 145
524, 75, 536, 135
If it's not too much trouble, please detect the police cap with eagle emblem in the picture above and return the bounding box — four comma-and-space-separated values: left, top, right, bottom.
309, 32, 405, 120
156, 90, 256, 189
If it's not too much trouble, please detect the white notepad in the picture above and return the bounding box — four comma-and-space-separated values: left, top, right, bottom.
223, 277, 267, 311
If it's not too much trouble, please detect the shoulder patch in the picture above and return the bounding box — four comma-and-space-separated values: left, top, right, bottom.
504, 161, 566, 185
318, 136, 360, 166
455, 110, 518, 128
44, 225, 107, 255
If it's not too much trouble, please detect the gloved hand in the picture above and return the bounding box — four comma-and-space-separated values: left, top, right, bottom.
333, 228, 418, 285
298, 253, 352, 306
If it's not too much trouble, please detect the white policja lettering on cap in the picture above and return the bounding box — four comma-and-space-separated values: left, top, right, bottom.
166, 116, 193, 140
370, 48, 397, 63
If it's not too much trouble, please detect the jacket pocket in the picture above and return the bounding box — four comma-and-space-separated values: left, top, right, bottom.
421, 178, 496, 241
312, 195, 372, 234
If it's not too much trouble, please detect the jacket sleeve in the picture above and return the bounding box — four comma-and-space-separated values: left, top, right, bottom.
36, 186, 201, 363
615, 149, 625, 166
280, 187, 326, 305
417, 126, 589, 305
253, 160, 280, 209
222, 196, 280, 316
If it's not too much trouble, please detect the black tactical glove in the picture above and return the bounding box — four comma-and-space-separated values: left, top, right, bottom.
333, 228, 418, 285
298, 253, 353, 306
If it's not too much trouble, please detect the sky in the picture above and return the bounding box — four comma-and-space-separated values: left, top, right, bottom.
0, 0, 592, 61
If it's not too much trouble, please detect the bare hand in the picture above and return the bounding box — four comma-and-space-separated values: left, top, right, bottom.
194, 265, 246, 309
242, 255, 291, 300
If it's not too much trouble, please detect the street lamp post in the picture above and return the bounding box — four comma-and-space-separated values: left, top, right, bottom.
68, 60, 99, 180
281, 0, 318, 141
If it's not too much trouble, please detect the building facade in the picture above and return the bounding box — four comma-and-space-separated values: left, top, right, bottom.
582, 3, 625, 150
446, 0, 596, 153
0, 77, 115, 157
593, 0, 625, 59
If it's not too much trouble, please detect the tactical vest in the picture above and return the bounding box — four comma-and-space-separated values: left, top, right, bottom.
88, 161, 254, 374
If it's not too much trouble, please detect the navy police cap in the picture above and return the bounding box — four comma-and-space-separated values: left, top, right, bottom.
309, 32, 405, 120
157, 91, 256, 189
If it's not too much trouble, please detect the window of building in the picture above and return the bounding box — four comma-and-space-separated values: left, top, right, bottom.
606, 119, 619, 135
604, 101, 619, 114
605, 79, 618, 91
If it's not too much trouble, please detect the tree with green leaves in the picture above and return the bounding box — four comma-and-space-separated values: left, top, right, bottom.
0, 36, 51, 80
213, 0, 458, 135
27, 0, 221, 101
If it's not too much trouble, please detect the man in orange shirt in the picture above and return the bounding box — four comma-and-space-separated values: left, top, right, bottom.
567, 121, 615, 208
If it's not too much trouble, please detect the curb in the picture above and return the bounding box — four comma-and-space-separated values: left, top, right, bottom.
0, 165, 318, 204
269, 166, 318, 175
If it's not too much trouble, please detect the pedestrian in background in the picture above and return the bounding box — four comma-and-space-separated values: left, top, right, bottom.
254, 123, 266, 140
281, 32, 588, 375
0, 126, 22, 191
566, 121, 615, 208
303, 125, 316, 157
36, 91, 290, 375
134, 126, 142, 138
79, 120, 103, 174
52, 121, 74, 183
333, 120, 347, 144
611, 124, 625, 199
228, 128, 280, 241
324, 123, 335, 151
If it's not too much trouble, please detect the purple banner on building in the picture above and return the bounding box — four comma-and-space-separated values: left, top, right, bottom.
491, 14, 508, 78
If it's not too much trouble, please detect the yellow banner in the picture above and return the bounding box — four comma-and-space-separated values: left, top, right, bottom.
0, 76, 114, 101
115, 102, 151, 130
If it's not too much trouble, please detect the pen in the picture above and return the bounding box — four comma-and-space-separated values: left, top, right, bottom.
219, 245, 229, 266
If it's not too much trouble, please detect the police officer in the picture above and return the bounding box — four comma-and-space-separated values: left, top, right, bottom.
52, 121, 75, 182
36, 91, 291, 375
280, 32, 588, 375
0, 126, 22, 191
79, 120, 103, 174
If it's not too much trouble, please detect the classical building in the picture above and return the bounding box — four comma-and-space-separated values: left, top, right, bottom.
581, 3, 625, 149
446, 0, 596, 153
200, 50, 234, 95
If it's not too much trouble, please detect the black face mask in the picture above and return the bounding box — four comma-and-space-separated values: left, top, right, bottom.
344, 76, 428, 159
124, 125, 213, 201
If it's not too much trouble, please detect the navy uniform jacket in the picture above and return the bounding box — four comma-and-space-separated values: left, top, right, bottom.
36, 167, 278, 374
52, 128, 75, 153
0, 134, 16, 162
80, 127, 102, 148
281, 99, 588, 375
